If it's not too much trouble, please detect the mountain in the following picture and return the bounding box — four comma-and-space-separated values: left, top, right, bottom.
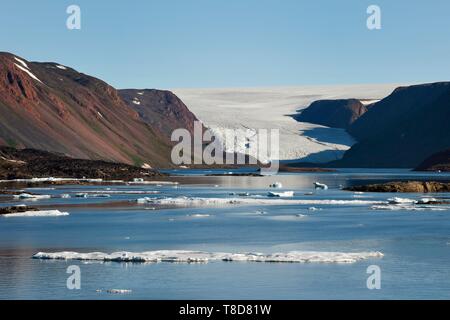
0, 52, 200, 168
415, 149, 450, 171
293, 99, 372, 129
119, 89, 200, 141
335, 82, 450, 168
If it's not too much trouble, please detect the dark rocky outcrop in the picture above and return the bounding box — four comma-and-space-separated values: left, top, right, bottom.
345, 181, 450, 193
335, 82, 450, 168
293, 99, 370, 129
0, 146, 163, 180
415, 149, 450, 172
0, 205, 38, 215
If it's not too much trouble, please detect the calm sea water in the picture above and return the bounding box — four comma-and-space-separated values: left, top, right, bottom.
0, 169, 449, 299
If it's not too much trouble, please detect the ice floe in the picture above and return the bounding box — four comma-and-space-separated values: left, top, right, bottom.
267, 191, 294, 198
136, 196, 381, 207
3, 210, 69, 217
13, 193, 51, 200
387, 197, 416, 204
269, 182, 283, 188
314, 182, 328, 190
187, 214, 211, 218
371, 204, 449, 211
33, 250, 383, 264
106, 289, 132, 294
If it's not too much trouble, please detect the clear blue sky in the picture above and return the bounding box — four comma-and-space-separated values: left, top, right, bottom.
1, 0, 449, 89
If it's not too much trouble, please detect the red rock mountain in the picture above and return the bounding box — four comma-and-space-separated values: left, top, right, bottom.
0, 52, 198, 168
119, 89, 200, 141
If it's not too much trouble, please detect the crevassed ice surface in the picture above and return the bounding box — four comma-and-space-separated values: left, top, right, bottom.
173, 85, 400, 162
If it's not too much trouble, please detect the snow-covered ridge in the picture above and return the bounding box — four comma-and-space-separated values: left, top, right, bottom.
14, 63, 43, 84
33, 250, 383, 264
137, 196, 381, 206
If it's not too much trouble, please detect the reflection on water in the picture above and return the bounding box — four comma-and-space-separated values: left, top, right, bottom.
0, 169, 450, 299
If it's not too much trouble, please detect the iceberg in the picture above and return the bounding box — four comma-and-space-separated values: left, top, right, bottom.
13, 193, 51, 200
33, 250, 383, 264
269, 182, 283, 188
267, 191, 294, 198
136, 196, 380, 207
314, 182, 328, 190
387, 197, 415, 204
3, 210, 69, 217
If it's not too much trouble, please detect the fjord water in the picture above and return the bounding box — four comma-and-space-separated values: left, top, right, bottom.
0, 169, 449, 299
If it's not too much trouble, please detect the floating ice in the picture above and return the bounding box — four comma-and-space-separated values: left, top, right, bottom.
188, 214, 211, 218
107, 289, 132, 294
387, 197, 415, 204
84, 190, 159, 195
33, 250, 383, 264
416, 198, 438, 204
137, 196, 380, 207
269, 182, 283, 188
267, 191, 294, 198
13, 193, 51, 200
4, 210, 69, 217
314, 182, 328, 190
371, 204, 449, 211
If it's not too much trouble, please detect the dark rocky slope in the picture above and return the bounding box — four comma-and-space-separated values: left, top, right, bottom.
0, 52, 202, 168
335, 82, 450, 168
293, 99, 371, 129
415, 149, 450, 171
119, 89, 201, 141
0, 146, 162, 180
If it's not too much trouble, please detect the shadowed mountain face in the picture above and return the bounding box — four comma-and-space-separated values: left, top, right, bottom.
337, 82, 450, 168
0, 52, 200, 168
119, 89, 200, 141
415, 149, 450, 171
293, 99, 370, 129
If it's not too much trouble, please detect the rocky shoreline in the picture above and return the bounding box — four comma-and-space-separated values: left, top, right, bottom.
345, 181, 450, 193
0, 146, 165, 181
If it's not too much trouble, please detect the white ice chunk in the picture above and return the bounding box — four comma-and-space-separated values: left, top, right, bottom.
33, 250, 383, 264
267, 191, 294, 198
3, 210, 69, 217
13, 193, 51, 200
314, 182, 328, 190
269, 182, 283, 188
136, 196, 381, 206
